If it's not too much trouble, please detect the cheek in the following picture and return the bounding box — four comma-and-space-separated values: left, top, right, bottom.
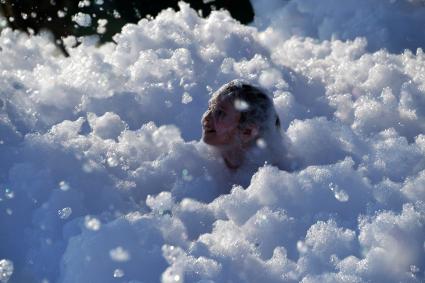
215, 122, 234, 134
217, 115, 239, 130
215, 123, 239, 141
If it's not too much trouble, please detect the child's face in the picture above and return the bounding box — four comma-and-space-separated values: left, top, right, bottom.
202, 96, 241, 147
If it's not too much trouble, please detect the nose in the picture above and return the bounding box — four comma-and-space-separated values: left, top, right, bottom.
202, 109, 212, 125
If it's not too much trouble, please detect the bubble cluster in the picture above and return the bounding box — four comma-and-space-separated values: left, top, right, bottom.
72, 12, 92, 27
84, 216, 101, 231
0, 259, 13, 283
329, 182, 349, 202
58, 207, 72, 219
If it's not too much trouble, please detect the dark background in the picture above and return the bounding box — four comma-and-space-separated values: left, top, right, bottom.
0, 0, 255, 55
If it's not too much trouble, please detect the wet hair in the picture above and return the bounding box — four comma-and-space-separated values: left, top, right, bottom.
211, 80, 281, 135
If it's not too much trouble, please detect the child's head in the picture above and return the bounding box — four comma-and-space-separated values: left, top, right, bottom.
202, 80, 280, 146
201, 80, 283, 169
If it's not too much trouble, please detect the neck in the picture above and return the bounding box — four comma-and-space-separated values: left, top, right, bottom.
220, 146, 245, 170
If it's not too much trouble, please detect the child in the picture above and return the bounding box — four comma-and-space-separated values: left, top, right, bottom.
201, 80, 289, 171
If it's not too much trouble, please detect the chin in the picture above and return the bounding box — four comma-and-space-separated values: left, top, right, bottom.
202, 135, 215, 145
202, 132, 220, 146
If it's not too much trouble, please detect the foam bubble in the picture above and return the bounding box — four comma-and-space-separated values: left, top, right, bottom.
59, 181, 70, 191
109, 246, 131, 262
58, 207, 72, 219
181, 92, 193, 104
234, 99, 250, 111
113, 268, 124, 278
329, 182, 349, 202
0, 259, 13, 283
84, 216, 101, 231
72, 12, 92, 27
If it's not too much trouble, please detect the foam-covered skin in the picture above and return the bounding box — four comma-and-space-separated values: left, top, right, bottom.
0, 2, 424, 283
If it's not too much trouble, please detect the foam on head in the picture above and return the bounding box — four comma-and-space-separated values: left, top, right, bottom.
211, 79, 280, 136
207, 80, 291, 170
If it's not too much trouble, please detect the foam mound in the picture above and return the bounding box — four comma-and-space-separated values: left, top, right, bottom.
0, 1, 424, 282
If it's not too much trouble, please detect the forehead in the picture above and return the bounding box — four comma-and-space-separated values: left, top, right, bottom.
209, 91, 234, 106
209, 95, 235, 110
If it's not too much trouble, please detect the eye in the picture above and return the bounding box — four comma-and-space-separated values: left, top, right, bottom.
216, 109, 225, 117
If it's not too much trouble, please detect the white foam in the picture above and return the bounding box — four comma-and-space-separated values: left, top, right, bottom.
0, 2, 424, 283
0, 259, 13, 283
72, 12, 92, 27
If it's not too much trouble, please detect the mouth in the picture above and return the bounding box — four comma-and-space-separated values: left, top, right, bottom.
203, 127, 215, 134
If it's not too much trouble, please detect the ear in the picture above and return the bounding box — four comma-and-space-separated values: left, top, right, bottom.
240, 124, 259, 144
